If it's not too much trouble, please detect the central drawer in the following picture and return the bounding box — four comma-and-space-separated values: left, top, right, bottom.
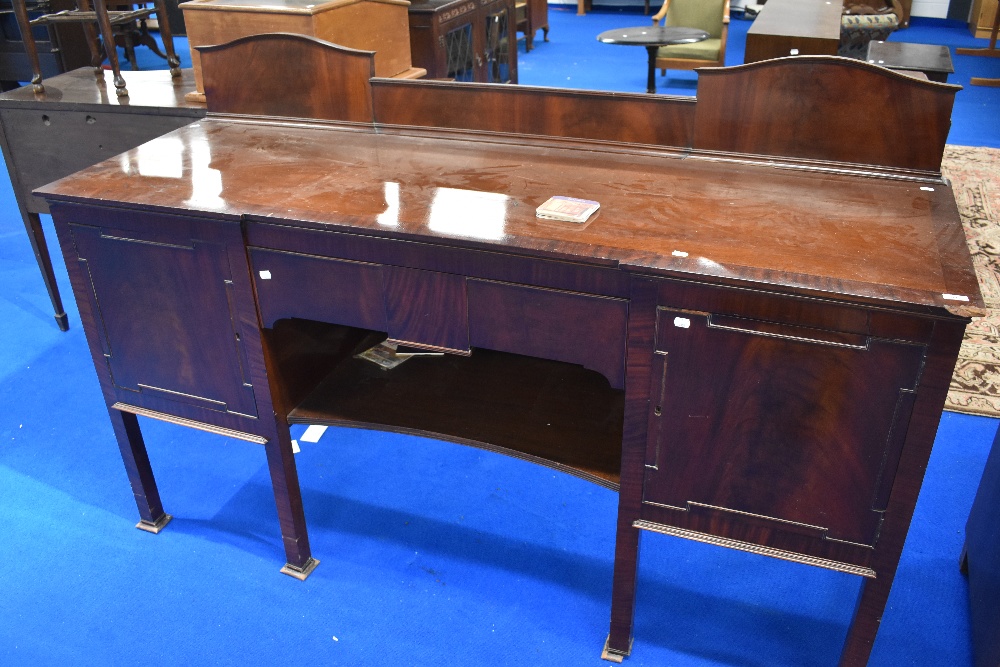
249, 245, 628, 387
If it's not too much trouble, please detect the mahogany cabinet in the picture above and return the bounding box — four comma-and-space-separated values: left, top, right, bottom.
407, 0, 517, 83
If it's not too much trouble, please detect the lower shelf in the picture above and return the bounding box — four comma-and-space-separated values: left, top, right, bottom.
281, 320, 625, 489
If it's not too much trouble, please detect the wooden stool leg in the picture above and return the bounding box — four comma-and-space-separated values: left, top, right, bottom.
10, 0, 44, 93
151, 0, 182, 78
91, 0, 129, 96
75, 0, 107, 78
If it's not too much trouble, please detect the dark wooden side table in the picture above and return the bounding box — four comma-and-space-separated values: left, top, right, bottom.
0, 67, 205, 329
867, 40, 955, 83
597, 26, 707, 93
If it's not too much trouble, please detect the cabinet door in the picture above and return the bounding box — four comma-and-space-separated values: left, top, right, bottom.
443, 20, 475, 81
67, 212, 259, 419
642, 304, 925, 557
481, 0, 516, 83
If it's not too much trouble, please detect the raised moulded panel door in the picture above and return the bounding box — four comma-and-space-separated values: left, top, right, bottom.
67, 212, 259, 419
641, 304, 926, 566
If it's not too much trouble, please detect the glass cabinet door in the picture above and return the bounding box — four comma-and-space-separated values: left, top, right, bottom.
483, 5, 513, 83
444, 22, 475, 82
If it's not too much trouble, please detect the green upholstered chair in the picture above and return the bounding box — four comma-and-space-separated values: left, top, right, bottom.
651, 0, 729, 78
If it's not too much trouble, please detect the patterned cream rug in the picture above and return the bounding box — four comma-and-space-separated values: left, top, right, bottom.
942, 145, 1000, 417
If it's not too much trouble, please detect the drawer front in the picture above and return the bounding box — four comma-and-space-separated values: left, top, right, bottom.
467, 279, 628, 389
250, 248, 387, 331
384, 266, 470, 353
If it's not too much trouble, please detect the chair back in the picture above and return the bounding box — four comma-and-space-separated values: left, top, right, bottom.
667, 0, 726, 38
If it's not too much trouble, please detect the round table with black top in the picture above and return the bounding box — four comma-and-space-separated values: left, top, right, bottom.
597, 26, 709, 94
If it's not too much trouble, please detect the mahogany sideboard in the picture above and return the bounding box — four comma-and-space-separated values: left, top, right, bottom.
35, 40, 981, 665
0, 66, 205, 329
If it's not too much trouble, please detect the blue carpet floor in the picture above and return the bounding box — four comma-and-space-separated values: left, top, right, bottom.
1, 8, 998, 666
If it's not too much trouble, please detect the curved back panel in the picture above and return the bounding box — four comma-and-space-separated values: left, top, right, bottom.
692, 56, 960, 172
198, 33, 376, 122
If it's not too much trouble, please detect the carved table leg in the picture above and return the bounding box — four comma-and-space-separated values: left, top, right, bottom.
10, 0, 44, 93
91, 0, 129, 96
21, 210, 69, 330
151, 0, 183, 78
108, 407, 172, 533
264, 418, 318, 580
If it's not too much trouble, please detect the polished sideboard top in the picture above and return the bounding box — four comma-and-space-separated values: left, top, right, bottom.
38, 114, 982, 317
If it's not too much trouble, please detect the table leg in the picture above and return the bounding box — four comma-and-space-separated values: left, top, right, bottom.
22, 210, 69, 331
645, 45, 657, 93
264, 418, 319, 580
108, 408, 172, 533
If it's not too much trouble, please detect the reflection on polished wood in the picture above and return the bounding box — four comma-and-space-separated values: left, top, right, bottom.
36, 45, 981, 665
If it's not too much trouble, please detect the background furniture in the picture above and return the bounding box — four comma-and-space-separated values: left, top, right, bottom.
969, 0, 998, 39
962, 425, 1000, 667
596, 25, 708, 93
957, 0, 1000, 86
181, 0, 422, 102
0, 66, 204, 329
867, 40, 953, 82
109, 1, 170, 71
407, 0, 516, 83
0, 0, 91, 89
515, 0, 546, 52
839, 3, 902, 59
744, 0, 842, 62
35, 35, 976, 665
10, 0, 181, 96
650, 0, 728, 78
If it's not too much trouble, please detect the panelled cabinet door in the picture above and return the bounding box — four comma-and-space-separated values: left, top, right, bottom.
642, 304, 926, 563
67, 213, 259, 419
